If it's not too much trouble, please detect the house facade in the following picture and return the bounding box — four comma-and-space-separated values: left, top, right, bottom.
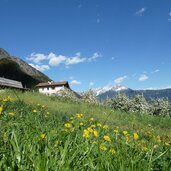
36, 81, 70, 96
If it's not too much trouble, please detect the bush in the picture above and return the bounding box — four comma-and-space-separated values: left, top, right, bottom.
104, 94, 171, 117
82, 89, 98, 105
149, 98, 171, 117
108, 93, 131, 112
129, 95, 149, 113
51, 88, 80, 103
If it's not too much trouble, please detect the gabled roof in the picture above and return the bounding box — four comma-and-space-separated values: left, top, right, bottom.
0, 77, 24, 89
36, 81, 70, 89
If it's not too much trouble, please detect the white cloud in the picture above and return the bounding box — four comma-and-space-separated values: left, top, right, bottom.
70, 80, 81, 85
27, 53, 47, 64
138, 74, 149, 81
75, 52, 81, 56
151, 69, 159, 74
88, 52, 101, 62
114, 76, 127, 84
89, 82, 94, 87
48, 53, 67, 66
66, 56, 86, 65
27, 52, 100, 67
168, 12, 171, 21
135, 7, 146, 16
139, 85, 171, 90
29, 63, 50, 72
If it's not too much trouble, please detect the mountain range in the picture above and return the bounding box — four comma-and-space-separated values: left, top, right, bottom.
0, 48, 51, 88
94, 85, 171, 101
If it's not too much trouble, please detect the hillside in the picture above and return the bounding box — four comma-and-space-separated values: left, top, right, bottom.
0, 48, 51, 88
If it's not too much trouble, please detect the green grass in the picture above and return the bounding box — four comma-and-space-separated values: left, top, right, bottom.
0, 89, 171, 170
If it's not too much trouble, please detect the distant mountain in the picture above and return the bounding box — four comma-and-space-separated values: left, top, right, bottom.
134, 89, 171, 101
96, 85, 171, 101
0, 48, 51, 88
93, 85, 128, 96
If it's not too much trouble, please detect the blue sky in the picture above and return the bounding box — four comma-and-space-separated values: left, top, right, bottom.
0, 0, 171, 91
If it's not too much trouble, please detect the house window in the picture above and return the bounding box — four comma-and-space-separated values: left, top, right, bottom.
47, 87, 49, 90
52, 87, 55, 90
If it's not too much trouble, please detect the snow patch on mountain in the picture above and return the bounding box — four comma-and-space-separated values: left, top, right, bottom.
93, 85, 128, 96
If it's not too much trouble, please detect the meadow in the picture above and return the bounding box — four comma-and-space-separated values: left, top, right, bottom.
0, 90, 171, 170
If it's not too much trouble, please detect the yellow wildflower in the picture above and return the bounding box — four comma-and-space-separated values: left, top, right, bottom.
93, 130, 99, 137
7, 96, 13, 101
76, 113, 83, 118
153, 145, 158, 149
64, 123, 72, 128
123, 131, 128, 135
165, 141, 171, 146
87, 127, 93, 133
33, 109, 37, 113
100, 144, 107, 151
83, 129, 90, 138
90, 117, 94, 121
97, 123, 102, 127
3, 98, 8, 102
126, 136, 129, 144
80, 122, 84, 126
103, 125, 109, 129
3, 96, 12, 102
0, 106, 3, 115
91, 141, 98, 145
46, 112, 50, 115
133, 133, 139, 140
104, 135, 111, 142
8, 112, 15, 116
114, 129, 118, 133
156, 135, 161, 143
91, 125, 96, 128
40, 133, 46, 140
109, 148, 116, 155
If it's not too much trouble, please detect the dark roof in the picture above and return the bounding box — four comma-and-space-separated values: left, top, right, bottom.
0, 77, 24, 89
36, 81, 70, 88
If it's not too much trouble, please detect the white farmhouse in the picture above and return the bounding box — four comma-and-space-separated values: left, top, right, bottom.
36, 81, 70, 96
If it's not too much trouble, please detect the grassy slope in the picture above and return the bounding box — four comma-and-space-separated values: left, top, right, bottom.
0, 89, 171, 170
1, 89, 171, 138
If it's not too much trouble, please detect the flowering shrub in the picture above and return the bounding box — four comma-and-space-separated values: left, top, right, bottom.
129, 95, 149, 113
51, 88, 80, 103
81, 89, 98, 104
150, 98, 171, 117
106, 93, 131, 112
104, 94, 171, 116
